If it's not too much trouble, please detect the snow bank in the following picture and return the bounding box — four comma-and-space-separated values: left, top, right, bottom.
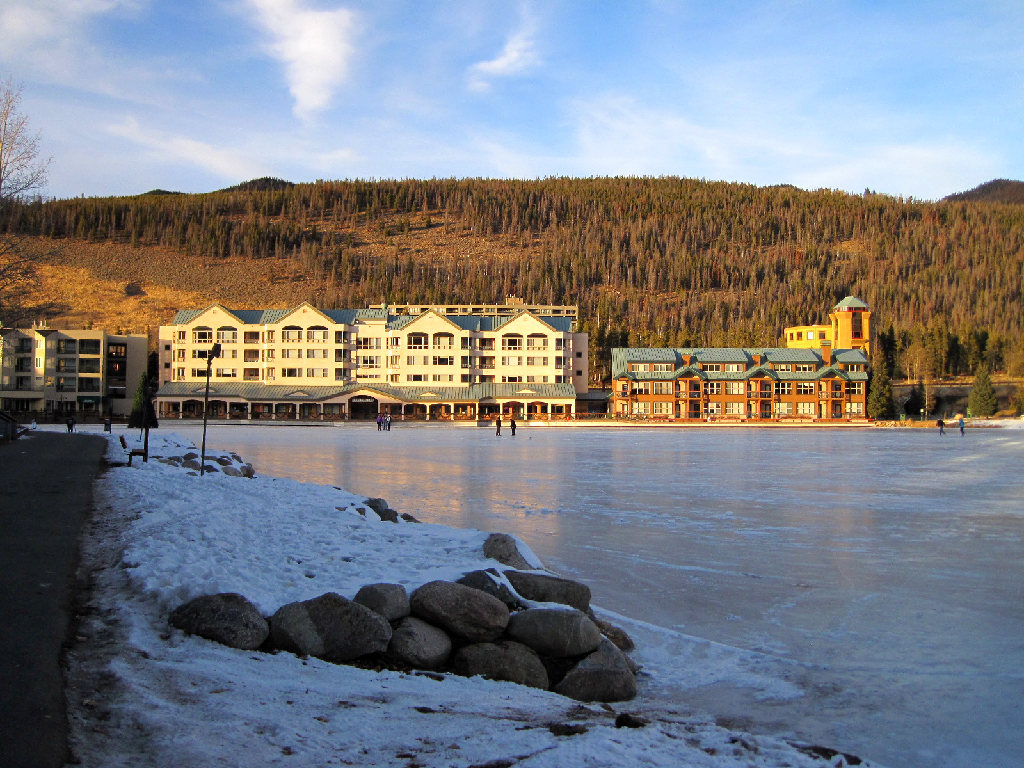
64, 429, 881, 767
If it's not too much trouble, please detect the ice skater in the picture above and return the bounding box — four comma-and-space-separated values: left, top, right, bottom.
937, 418, 945, 435
958, 417, 965, 436
495, 416, 502, 436
510, 417, 516, 436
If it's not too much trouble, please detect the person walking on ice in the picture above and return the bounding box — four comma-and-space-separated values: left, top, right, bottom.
495, 416, 502, 436
510, 417, 517, 436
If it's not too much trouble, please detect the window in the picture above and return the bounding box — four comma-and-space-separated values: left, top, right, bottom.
774, 402, 793, 415
501, 356, 522, 366
244, 350, 260, 363
56, 359, 77, 372
633, 381, 650, 395
576, 351, 582, 358
175, 367, 185, 380
306, 349, 328, 359
356, 337, 381, 350
191, 368, 206, 378
479, 357, 495, 369
306, 368, 328, 378
775, 381, 792, 395
704, 381, 721, 395
281, 349, 302, 359
281, 368, 302, 378
192, 327, 212, 344
244, 368, 260, 381
555, 338, 566, 351
501, 375, 522, 383
433, 374, 454, 382
244, 331, 261, 344
652, 401, 673, 415
461, 356, 471, 368
282, 327, 302, 342
774, 363, 792, 372
501, 334, 522, 351
216, 327, 238, 344
845, 401, 864, 414
725, 381, 744, 395
807, 331, 815, 340
335, 331, 347, 344
107, 343, 127, 357
57, 339, 78, 354
526, 335, 548, 349
432, 356, 454, 366
797, 402, 816, 415
796, 383, 815, 395
407, 373, 427, 382
358, 355, 380, 368
78, 377, 100, 392
705, 402, 721, 415
795, 364, 816, 372
725, 363, 744, 372
265, 330, 275, 343
526, 356, 547, 366
408, 334, 428, 349
433, 333, 454, 349
652, 363, 672, 372
555, 356, 566, 367
215, 368, 237, 377
79, 358, 101, 373
79, 339, 101, 355
847, 382, 864, 395
632, 401, 650, 415
703, 363, 722, 372
725, 402, 744, 415
652, 381, 673, 395
307, 328, 328, 342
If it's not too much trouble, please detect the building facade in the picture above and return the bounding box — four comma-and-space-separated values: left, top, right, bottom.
156, 302, 589, 420
783, 296, 872, 354
0, 325, 148, 416
611, 345, 869, 421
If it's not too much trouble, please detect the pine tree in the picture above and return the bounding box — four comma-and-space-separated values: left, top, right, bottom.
867, 347, 895, 419
967, 367, 998, 417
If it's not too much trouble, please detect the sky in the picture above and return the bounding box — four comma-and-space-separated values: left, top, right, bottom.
2, 0, 1022, 201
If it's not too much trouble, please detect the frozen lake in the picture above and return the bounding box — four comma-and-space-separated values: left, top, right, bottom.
181, 422, 1024, 768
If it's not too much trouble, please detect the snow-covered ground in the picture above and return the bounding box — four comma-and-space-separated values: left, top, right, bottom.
57, 427, 880, 768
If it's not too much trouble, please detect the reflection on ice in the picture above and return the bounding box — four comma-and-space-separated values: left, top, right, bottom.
181, 423, 1024, 768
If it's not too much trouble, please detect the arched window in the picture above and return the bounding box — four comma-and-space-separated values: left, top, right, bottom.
282, 325, 303, 342
433, 332, 455, 349
216, 326, 238, 344
307, 325, 328, 342
192, 326, 213, 343
501, 333, 522, 351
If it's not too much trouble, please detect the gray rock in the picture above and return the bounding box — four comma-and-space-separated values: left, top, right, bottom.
170, 592, 269, 650
182, 458, 202, 471
554, 638, 638, 702
506, 608, 602, 658
591, 615, 635, 652
505, 571, 591, 611
365, 497, 399, 522
221, 465, 242, 477
457, 569, 522, 608
269, 592, 391, 662
354, 583, 410, 621
387, 616, 452, 669
215, 455, 233, 466
483, 532, 532, 570
452, 640, 549, 690
239, 463, 255, 478
409, 580, 509, 642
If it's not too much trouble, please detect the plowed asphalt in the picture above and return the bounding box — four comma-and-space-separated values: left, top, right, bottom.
0, 431, 107, 768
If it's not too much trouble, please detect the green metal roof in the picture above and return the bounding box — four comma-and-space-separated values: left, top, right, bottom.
833, 296, 869, 311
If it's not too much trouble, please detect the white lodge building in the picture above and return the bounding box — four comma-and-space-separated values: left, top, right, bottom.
156, 302, 589, 421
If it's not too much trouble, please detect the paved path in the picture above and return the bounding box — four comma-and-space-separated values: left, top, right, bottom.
0, 431, 107, 768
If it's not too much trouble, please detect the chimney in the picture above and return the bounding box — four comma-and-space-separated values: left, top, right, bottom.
820, 342, 832, 366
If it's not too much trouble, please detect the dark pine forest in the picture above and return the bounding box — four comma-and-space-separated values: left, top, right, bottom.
5, 176, 1023, 382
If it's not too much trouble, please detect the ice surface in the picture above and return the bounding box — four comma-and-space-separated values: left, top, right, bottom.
168, 421, 1024, 768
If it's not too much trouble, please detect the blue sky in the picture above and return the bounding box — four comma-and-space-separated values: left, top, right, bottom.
3, 0, 1022, 200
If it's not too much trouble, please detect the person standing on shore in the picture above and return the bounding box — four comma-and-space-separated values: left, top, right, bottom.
495, 416, 502, 436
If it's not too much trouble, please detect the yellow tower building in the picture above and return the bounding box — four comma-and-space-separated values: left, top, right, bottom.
784, 296, 871, 355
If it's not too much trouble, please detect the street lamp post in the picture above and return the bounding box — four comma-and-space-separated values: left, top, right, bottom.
200, 343, 222, 476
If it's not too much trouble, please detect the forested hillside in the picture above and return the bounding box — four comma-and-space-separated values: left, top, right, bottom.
4, 177, 1023, 381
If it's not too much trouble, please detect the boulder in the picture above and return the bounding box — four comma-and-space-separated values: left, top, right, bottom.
452, 640, 549, 690
506, 608, 602, 658
269, 592, 391, 662
554, 638, 637, 702
221, 465, 242, 477
591, 615, 635, 652
386, 616, 452, 669
365, 497, 398, 522
169, 593, 269, 650
482, 532, 532, 570
505, 571, 591, 611
456, 569, 522, 608
409, 581, 509, 642
354, 583, 410, 622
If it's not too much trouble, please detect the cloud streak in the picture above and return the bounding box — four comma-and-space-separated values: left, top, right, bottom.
245, 0, 358, 120
467, 8, 539, 93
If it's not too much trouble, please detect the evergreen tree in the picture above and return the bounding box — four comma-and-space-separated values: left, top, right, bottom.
967, 367, 998, 417
867, 347, 895, 420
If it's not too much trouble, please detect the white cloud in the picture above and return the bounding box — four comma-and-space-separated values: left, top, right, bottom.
108, 116, 268, 182
467, 8, 539, 93
245, 0, 358, 120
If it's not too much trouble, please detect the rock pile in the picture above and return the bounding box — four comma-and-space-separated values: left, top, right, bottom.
170, 536, 639, 702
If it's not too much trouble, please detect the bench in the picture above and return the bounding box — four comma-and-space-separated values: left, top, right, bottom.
119, 435, 146, 465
